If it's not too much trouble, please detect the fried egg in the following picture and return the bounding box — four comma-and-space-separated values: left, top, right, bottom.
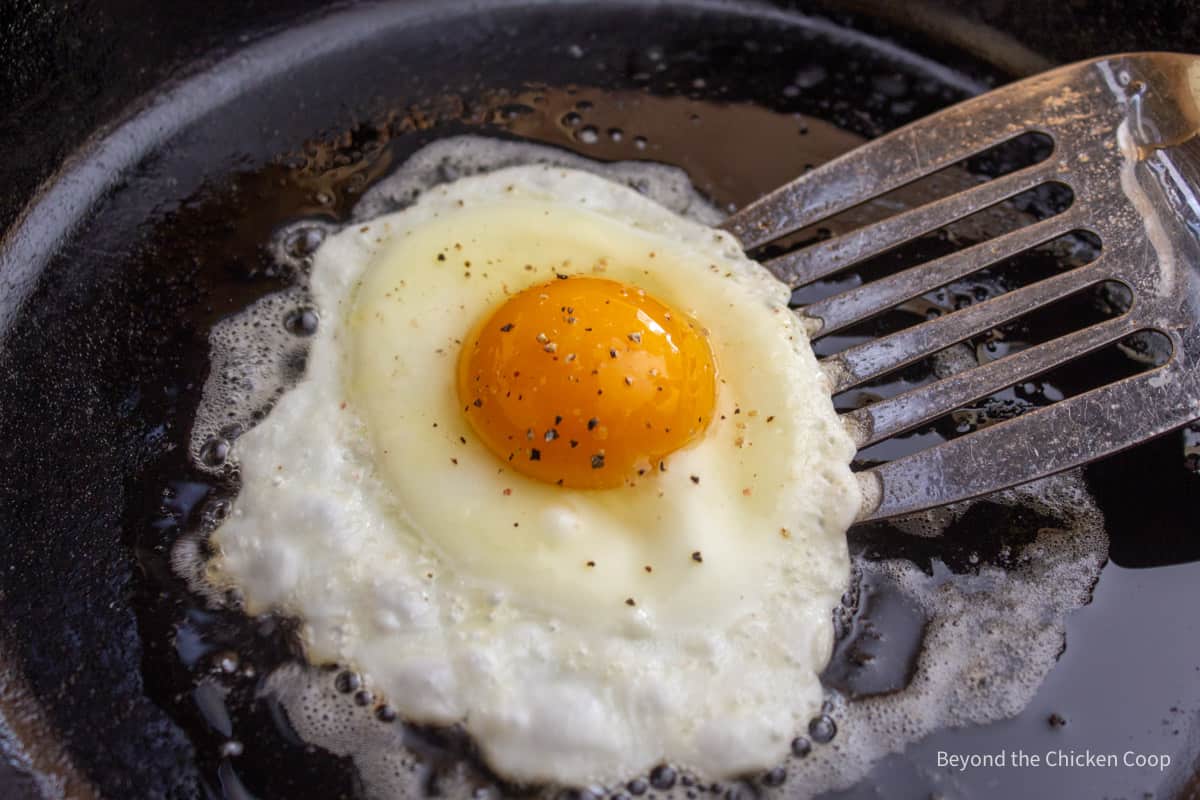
206, 160, 860, 784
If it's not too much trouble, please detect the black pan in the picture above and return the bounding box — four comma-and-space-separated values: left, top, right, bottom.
2, 2, 1199, 799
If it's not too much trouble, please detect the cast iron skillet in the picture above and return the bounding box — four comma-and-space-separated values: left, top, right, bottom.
2, 2, 1199, 799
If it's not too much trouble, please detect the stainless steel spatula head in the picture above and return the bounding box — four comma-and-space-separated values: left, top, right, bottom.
722, 52, 1200, 522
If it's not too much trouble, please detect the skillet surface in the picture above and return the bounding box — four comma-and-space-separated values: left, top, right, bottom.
1, 2, 1199, 798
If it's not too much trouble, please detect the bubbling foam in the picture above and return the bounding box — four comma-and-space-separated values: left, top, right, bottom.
787, 471, 1107, 794
189, 287, 313, 478
181, 286, 323, 600
183, 135, 1109, 798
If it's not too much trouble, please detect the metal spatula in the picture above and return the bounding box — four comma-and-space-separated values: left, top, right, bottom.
722, 52, 1200, 522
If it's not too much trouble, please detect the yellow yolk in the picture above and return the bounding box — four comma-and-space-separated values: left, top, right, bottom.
458, 276, 716, 489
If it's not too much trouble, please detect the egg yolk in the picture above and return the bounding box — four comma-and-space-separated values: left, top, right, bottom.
458, 276, 716, 489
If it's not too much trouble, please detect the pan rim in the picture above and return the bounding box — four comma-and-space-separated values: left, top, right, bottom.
0, 0, 990, 342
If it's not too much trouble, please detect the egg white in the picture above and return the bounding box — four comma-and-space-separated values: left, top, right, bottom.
208, 163, 860, 784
